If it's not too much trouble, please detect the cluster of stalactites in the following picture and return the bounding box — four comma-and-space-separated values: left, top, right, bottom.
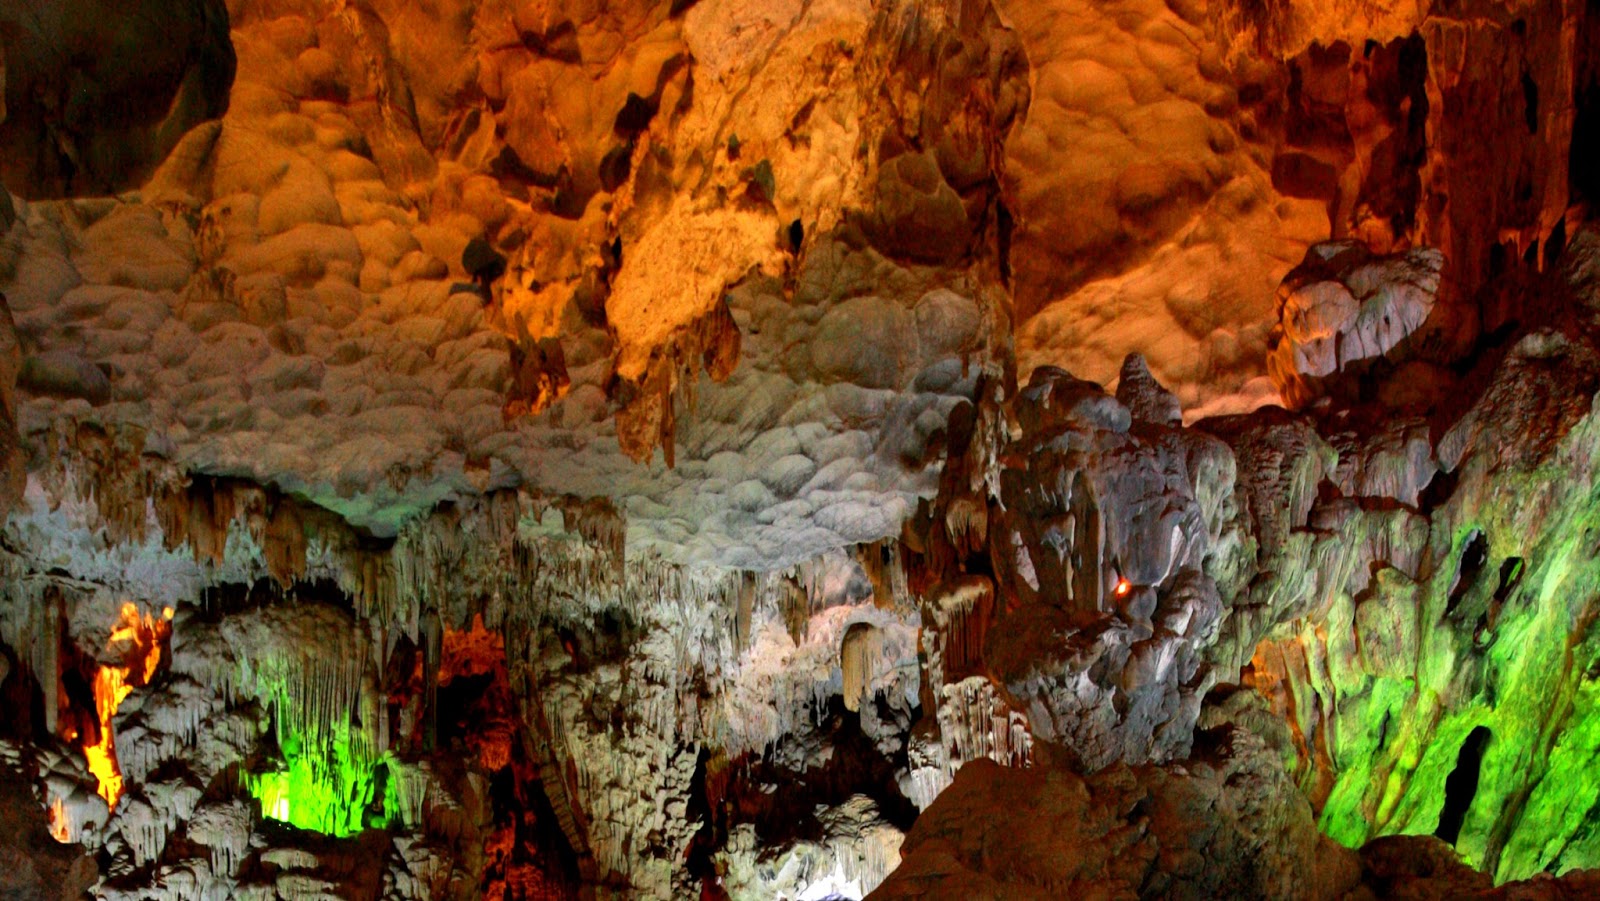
0, 557, 64, 733
0, 576, 175, 843
29, 419, 639, 637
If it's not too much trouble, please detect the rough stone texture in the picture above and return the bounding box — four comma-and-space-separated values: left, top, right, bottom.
874, 700, 1360, 901
0, 743, 99, 901
0, 0, 236, 198
975, 363, 1230, 769
1, 0, 1599, 899
1002, 0, 1328, 414
1268, 240, 1445, 408
0, 0, 1011, 569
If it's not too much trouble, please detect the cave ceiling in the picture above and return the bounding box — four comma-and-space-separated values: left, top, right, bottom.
2, 0, 1600, 898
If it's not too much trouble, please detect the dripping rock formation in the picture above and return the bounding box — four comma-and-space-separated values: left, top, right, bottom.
3, 0, 1600, 898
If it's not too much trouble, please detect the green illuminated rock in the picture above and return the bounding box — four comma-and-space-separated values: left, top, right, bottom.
1233, 330, 1600, 882
245, 739, 399, 838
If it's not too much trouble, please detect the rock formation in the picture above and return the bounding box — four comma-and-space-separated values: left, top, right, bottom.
2, 0, 1600, 899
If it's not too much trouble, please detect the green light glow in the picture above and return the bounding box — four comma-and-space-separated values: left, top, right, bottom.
245, 746, 402, 837
234, 656, 413, 838
1300, 505, 1600, 883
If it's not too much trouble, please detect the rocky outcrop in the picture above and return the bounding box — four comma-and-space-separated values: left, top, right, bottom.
1245, 325, 1600, 883
3, 0, 1600, 898
874, 695, 1359, 900
1268, 240, 1444, 408
0, 0, 236, 198
974, 363, 1231, 769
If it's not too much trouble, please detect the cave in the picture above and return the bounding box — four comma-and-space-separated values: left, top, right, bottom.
4, 0, 1600, 899
1434, 725, 1492, 847
1445, 530, 1488, 617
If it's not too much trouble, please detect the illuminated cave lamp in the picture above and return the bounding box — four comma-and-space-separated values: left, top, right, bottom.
1113, 577, 1132, 599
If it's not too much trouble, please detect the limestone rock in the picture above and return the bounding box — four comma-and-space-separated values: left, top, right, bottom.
0, 0, 1598, 899
18, 351, 111, 405
0, 0, 235, 198
1268, 241, 1444, 409
873, 714, 1360, 900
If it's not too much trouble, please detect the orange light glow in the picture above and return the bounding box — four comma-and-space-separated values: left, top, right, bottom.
76, 602, 172, 810
84, 666, 133, 808
1113, 578, 1132, 598
47, 796, 72, 843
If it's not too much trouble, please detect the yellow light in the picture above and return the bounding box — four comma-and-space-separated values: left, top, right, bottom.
75, 602, 172, 811
47, 796, 72, 844
85, 666, 132, 808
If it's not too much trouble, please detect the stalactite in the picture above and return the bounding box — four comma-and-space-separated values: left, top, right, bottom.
938, 676, 1032, 770
41, 585, 60, 736
610, 295, 743, 465
923, 577, 994, 683
556, 495, 627, 572
841, 622, 883, 713
37, 422, 156, 547
187, 801, 252, 879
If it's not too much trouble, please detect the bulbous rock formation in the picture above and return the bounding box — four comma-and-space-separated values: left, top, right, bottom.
1269, 240, 1445, 407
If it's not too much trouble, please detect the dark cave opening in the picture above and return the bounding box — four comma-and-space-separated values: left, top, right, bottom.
684, 745, 721, 897
434, 672, 496, 743
1417, 467, 1460, 514
0, 644, 48, 744
1435, 725, 1493, 845
482, 751, 583, 899
552, 608, 643, 676
721, 693, 922, 861
1494, 557, 1526, 605
1361, 34, 1430, 237
1446, 531, 1489, 617
197, 576, 353, 620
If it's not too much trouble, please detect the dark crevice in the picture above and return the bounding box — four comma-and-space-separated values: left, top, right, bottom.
1435, 726, 1493, 845
1417, 467, 1459, 514
613, 93, 657, 137
552, 608, 644, 676
1446, 531, 1488, 617
1494, 557, 1526, 605
1522, 71, 1540, 134
683, 746, 720, 896
195, 577, 348, 621
724, 695, 921, 856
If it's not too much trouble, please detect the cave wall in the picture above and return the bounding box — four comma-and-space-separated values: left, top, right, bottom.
1, 0, 1600, 899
